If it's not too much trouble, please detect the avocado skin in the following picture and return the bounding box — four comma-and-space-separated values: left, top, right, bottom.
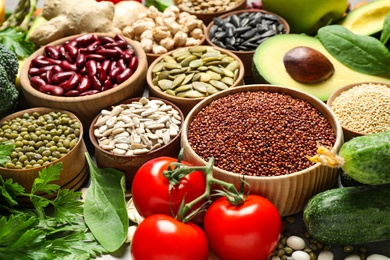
339, 0, 390, 36
252, 34, 390, 101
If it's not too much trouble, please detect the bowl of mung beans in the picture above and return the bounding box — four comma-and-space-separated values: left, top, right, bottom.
173, 0, 247, 26
0, 107, 88, 202
327, 82, 390, 141
19, 32, 148, 132
146, 45, 245, 116
89, 97, 184, 190
181, 84, 344, 217
206, 9, 289, 79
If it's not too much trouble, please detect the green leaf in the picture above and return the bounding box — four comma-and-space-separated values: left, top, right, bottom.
0, 142, 14, 166
380, 13, 390, 45
31, 163, 62, 195
317, 25, 390, 75
0, 28, 35, 59
0, 176, 25, 207
52, 189, 83, 224
83, 152, 128, 252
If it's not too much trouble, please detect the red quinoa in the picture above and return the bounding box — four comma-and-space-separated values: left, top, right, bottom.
187, 91, 336, 176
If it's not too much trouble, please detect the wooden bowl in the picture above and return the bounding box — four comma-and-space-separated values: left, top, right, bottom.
146, 23, 208, 66
205, 9, 290, 80
173, 0, 247, 26
181, 84, 344, 217
327, 82, 390, 142
19, 33, 148, 133
0, 107, 88, 202
147, 45, 245, 116
89, 97, 184, 190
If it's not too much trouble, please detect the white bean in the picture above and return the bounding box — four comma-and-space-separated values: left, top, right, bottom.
318, 250, 334, 260
344, 255, 361, 260
367, 254, 390, 260
291, 250, 310, 260
287, 236, 306, 250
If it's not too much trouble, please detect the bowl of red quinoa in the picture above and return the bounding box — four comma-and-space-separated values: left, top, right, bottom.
181, 84, 344, 217
327, 82, 390, 142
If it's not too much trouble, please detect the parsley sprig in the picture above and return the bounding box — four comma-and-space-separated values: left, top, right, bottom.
0, 143, 106, 260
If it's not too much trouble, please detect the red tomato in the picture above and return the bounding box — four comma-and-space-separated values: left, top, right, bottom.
203, 195, 282, 260
131, 214, 209, 260
131, 157, 206, 218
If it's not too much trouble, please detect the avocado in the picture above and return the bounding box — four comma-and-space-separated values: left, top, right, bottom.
339, 0, 390, 35
252, 34, 390, 101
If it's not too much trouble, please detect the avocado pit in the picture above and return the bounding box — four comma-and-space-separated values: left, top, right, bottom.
283, 46, 335, 84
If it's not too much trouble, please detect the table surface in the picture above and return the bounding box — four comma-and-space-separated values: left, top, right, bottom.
6, 0, 390, 259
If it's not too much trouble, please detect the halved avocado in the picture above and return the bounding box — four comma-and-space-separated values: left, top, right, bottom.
252, 34, 390, 101
339, 0, 390, 35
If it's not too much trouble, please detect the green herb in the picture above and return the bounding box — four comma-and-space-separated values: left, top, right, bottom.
0, 28, 35, 59
84, 152, 128, 253
317, 25, 390, 75
0, 142, 14, 166
380, 13, 390, 46
0, 146, 107, 259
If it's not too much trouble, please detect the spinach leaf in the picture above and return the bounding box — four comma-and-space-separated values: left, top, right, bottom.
317, 25, 390, 75
380, 13, 390, 46
84, 152, 128, 253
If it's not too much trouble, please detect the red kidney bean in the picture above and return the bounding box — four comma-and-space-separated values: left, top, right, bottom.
62, 73, 81, 92
122, 51, 132, 63
64, 43, 78, 60
39, 84, 64, 96
37, 65, 55, 75
116, 59, 127, 71
101, 60, 111, 72
96, 49, 121, 60
75, 53, 87, 68
85, 54, 105, 62
109, 66, 123, 80
52, 71, 75, 85
28, 67, 40, 77
130, 56, 138, 71
100, 36, 115, 44
44, 70, 53, 84
117, 68, 132, 84
65, 90, 80, 97
60, 60, 78, 72
31, 57, 55, 68
86, 40, 101, 52
114, 34, 128, 44
102, 79, 113, 91
59, 45, 73, 63
86, 60, 97, 77
97, 67, 107, 82
77, 76, 91, 92
79, 66, 87, 76
51, 65, 63, 74
30, 76, 46, 90
73, 34, 99, 48
79, 89, 99, 96
44, 46, 60, 59
89, 75, 102, 90
104, 41, 128, 50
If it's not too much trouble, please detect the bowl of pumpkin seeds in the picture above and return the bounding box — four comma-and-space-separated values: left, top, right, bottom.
146, 45, 245, 116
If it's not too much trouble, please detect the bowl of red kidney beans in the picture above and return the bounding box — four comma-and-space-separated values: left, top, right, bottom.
19, 33, 148, 131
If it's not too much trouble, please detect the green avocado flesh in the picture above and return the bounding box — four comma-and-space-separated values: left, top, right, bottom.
339, 0, 390, 35
252, 34, 390, 101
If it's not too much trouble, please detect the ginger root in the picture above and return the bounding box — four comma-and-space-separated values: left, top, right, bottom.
28, 0, 120, 46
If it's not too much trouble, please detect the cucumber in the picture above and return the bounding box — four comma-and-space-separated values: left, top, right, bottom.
303, 185, 390, 245
339, 130, 390, 185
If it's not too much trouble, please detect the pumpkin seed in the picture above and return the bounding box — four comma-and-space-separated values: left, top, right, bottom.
172, 74, 186, 88
210, 79, 229, 90
206, 70, 222, 80
192, 82, 208, 93
158, 79, 174, 90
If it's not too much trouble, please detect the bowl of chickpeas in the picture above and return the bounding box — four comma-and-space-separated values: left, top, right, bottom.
121, 5, 207, 66
0, 107, 88, 203
327, 82, 390, 141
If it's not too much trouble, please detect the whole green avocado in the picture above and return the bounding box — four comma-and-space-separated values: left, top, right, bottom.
0, 43, 19, 119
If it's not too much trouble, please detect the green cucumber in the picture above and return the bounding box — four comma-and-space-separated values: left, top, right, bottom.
303, 185, 390, 245
339, 130, 390, 185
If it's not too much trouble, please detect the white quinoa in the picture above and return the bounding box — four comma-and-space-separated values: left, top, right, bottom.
331, 83, 390, 134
